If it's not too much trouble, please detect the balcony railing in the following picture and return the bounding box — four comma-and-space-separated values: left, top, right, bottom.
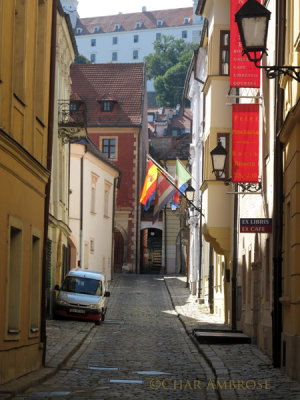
58, 100, 87, 127
58, 100, 87, 142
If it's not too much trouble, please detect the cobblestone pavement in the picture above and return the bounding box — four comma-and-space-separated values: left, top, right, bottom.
9, 275, 218, 400
2, 274, 300, 400
165, 275, 300, 400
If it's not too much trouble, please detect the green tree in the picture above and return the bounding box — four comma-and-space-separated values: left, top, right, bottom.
74, 54, 91, 64
144, 35, 197, 107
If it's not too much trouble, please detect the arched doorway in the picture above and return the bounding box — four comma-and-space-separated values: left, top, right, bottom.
113, 230, 124, 273
140, 228, 162, 274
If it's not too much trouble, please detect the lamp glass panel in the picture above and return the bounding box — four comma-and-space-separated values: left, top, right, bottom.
186, 190, 194, 202
212, 154, 226, 172
241, 16, 267, 48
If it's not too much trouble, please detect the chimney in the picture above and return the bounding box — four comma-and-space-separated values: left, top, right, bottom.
142, 6, 147, 12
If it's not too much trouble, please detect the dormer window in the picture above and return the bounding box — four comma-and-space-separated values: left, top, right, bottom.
94, 26, 100, 32
136, 22, 142, 29
76, 27, 83, 34
157, 20, 163, 27
114, 24, 120, 31
103, 102, 113, 111
184, 17, 190, 24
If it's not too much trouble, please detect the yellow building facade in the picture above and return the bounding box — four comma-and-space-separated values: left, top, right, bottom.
279, 0, 300, 382
0, 0, 54, 384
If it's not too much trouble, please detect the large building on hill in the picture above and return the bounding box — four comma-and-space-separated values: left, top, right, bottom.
61, 1, 203, 95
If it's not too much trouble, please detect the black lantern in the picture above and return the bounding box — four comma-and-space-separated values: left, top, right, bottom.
235, 0, 270, 63
210, 140, 227, 179
235, 0, 300, 81
185, 185, 195, 202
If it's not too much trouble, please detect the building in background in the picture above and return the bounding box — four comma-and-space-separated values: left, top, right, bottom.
0, 0, 54, 384
61, 0, 203, 96
70, 63, 148, 274
69, 137, 120, 281
141, 106, 192, 274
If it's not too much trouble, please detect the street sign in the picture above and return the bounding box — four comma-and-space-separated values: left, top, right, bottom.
240, 218, 272, 233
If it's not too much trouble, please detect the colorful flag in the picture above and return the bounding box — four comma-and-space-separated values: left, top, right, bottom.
172, 159, 192, 206
140, 161, 158, 206
152, 172, 176, 224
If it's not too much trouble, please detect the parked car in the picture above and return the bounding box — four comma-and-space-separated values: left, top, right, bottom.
54, 269, 110, 324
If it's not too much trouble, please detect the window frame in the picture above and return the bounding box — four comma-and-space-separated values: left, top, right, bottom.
112, 52, 118, 62
5, 216, 23, 340
220, 30, 230, 76
101, 137, 117, 160
182, 30, 188, 39
90, 53, 96, 63
112, 36, 118, 45
133, 50, 139, 60
102, 101, 114, 112
91, 38, 96, 47
134, 34, 139, 43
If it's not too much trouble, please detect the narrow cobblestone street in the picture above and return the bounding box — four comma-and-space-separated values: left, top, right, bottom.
6, 274, 300, 400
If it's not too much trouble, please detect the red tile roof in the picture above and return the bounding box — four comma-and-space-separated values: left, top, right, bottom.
70, 63, 146, 126
76, 8, 194, 35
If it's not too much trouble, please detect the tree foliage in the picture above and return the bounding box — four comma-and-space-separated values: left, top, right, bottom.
74, 54, 91, 64
144, 35, 197, 107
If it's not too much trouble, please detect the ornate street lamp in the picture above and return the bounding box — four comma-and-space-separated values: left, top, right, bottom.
210, 140, 227, 179
235, 0, 300, 82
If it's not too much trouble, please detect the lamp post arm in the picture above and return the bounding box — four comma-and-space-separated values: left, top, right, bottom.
254, 60, 300, 82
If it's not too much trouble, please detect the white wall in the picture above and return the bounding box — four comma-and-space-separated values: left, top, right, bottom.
69, 143, 118, 281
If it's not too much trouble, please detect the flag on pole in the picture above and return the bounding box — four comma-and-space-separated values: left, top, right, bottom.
152, 172, 176, 224
172, 159, 192, 207
140, 160, 158, 207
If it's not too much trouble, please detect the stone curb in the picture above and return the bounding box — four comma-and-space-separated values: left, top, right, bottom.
164, 276, 227, 400
0, 323, 95, 399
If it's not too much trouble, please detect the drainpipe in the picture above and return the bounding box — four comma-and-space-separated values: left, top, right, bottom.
79, 155, 84, 267
111, 176, 121, 279
272, 0, 285, 368
135, 127, 142, 274
164, 207, 167, 274
41, 0, 57, 366
232, 183, 238, 331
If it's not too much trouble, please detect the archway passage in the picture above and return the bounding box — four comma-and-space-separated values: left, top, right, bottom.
140, 228, 162, 274
114, 230, 124, 273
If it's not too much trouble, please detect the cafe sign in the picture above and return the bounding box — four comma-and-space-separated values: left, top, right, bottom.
240, 218, 272, 233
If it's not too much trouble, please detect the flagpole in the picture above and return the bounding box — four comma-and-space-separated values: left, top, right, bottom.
147, 154, 204, 217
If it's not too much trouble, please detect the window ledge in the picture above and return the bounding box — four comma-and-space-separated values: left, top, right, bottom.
279, 296, 291, 304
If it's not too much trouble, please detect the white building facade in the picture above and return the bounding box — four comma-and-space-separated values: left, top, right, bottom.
69, 139, 120, 281
61, 1, 204, 92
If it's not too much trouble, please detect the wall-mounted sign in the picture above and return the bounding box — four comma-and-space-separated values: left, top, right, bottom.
240, 218, 272, 233
232, 104, 259, 183
230, 0, 261, 88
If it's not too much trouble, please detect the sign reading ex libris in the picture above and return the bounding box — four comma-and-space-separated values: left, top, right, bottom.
240, 219, 272, 233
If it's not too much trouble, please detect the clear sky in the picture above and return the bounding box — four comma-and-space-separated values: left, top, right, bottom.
77, 0, 194, 18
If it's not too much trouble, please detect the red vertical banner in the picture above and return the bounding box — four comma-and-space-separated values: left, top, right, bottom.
230, 0, 261, 88
232, 104, 259, 183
